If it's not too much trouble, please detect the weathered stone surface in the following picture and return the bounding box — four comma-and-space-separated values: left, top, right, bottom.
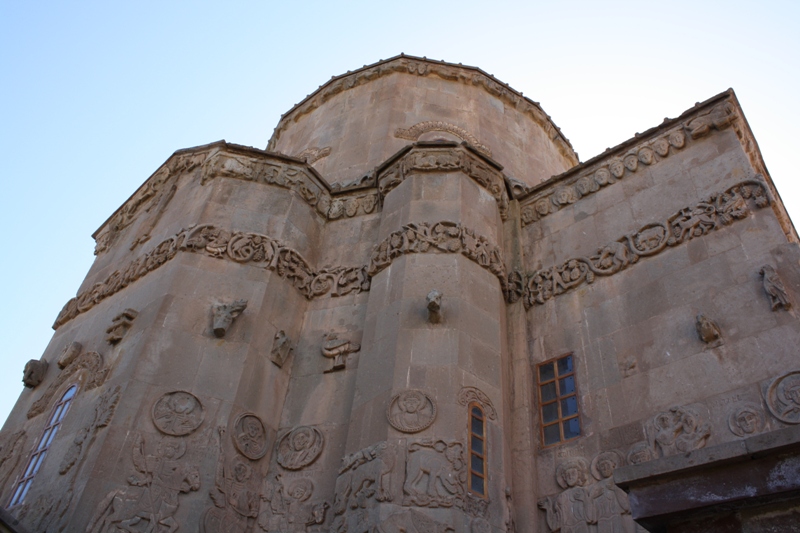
0, 57, 798, 533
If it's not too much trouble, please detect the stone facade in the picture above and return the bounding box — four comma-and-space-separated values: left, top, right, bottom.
1, 54, 800, 532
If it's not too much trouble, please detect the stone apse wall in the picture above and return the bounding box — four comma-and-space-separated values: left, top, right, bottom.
1, 55, 799, 533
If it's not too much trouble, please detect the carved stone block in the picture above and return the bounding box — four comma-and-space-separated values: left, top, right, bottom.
106, 308, 138, 344
270, 330, 293, 368
321, 333, 360, 373
212, 299, 248, 338
22, 359, 48, 388
426, 289, 443, 324
760, 265, 791, 311
695, 313, 723, 348
57, 341, 82, 369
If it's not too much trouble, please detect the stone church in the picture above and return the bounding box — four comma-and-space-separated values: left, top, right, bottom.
1, 55, 799, 533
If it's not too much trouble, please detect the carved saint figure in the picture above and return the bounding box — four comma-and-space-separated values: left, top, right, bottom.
728, 404, 765, 437
277, 426, 324, 470
22, 359, 48, 388
212, 299, 248, 338
86, 435, 200, 533
589, 452, 635, 533
760, 265, 791, 311
152, 391, 205, 436
538, 458, 593, 533
626, 442, 655, 465
388, 390, 436, 433
321, 333, 360, 372
403, 439, 465, 508
203, 427, 259, 533
233, 413, 269, 460
257, 475, 328, 533
767, 372, 800, 424
695, 314, 723, 347
426, 289, 443, 324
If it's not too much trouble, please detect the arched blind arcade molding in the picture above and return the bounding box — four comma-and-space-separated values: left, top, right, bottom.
9, 384, 77, 507
468, 403, 487, 497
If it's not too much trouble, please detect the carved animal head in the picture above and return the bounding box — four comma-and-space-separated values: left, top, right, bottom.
427, 290, 442, 312
212, 299, 248, 337
22, 360, 47, 388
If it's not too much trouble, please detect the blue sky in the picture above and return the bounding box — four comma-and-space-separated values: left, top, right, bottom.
1, 0, 798, 423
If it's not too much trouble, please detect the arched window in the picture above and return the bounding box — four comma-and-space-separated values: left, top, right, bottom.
468, 403, 487, 497
8, 384, 77, 507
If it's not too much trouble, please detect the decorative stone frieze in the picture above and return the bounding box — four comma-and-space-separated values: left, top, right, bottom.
519, 101, 738, 224
457, 386, 497, 420
295, 146, 332, 164
377, 144, 509, 219
368, 221, 507, 285
522, 180, 770, 306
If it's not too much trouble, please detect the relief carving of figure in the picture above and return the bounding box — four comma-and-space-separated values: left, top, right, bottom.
321, 333, 360, 372
728, 404, 766, 437
212, 299, 248, 338
766, 371, 800, 424
626, 442, 655, 465
0, 430, 26, 497
86, 434, 201, 533
152, 391, 205, 436
685, 102, 737, 139
233, 413, 269, 461
387, 390, 436, 433
257, 475, 329, 532
276, 426, 324, 470
403, 439, 465, 508
538, 458, 593, 533
589, 451, 635, 533
760, 265, 791, 311
202, 427, 260, 533
60, 385, 121, 475
650, 406, 710, 457
270, 331, 293, 368
22, 359, 48, 388
333, 442, 396, 516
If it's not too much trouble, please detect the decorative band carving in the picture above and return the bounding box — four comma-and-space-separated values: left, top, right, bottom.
395, 121, 492, 157
377, 145, 509, 220
368, 221, 507, 286
520, 180, 770, 307
519, 101, 739, 225
54, 224, 370, 329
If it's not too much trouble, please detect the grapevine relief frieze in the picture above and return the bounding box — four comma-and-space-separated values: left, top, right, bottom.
520, 180, 770, 306
395, 121, 492, 157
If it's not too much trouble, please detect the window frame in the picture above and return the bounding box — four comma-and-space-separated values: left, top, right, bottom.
8, 384, 78, 507
536, 353, 582, 447
467, 402, 488, 499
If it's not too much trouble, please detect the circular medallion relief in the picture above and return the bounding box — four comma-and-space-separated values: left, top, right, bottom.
276, 426, 324, 470
233, 413, 269, 460
152, 391, 205, 436
387, 389, 436, 433
766, 371, 800, 424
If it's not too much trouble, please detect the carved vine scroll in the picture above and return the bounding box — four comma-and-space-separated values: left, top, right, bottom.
457, 387, 497, 420
521, 180, 770, 307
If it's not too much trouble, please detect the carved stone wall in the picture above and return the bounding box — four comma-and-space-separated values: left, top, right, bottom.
1, 61, 798, 533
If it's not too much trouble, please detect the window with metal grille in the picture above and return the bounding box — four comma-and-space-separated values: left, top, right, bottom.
8, 384, 77, 507
537, 354, 581, 446
468, 403, 487, 497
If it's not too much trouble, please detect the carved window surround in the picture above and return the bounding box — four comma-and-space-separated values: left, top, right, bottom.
513, 179, 770, 307
518, 98, 740, 227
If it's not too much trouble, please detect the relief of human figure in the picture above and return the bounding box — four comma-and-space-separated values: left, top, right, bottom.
588, 452, 635, 533
538, 458, 594, 533
202, 427, 260, 533
86, 434, 200, 533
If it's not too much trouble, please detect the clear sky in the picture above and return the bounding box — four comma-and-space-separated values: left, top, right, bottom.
1, 0, 798, 424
